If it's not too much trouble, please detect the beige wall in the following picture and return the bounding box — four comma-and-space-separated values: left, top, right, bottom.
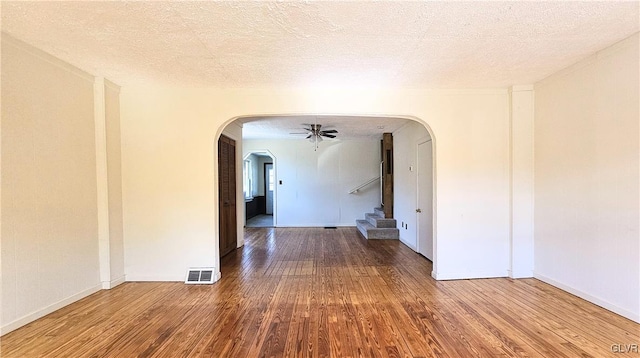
534, 33, 639, 322
1, 36, 101, 333
120, 87, 511, 281
2, 25, 637, 335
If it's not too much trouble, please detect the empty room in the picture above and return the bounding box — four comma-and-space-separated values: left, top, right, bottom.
1, 1, 639, 357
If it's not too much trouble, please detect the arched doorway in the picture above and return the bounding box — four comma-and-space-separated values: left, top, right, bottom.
217, 114, 437, 276
243, 150, 277, 228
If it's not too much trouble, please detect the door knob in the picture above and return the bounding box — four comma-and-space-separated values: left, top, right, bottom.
416, 208, 422, 213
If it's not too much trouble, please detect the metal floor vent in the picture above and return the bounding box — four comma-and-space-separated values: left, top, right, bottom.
185, 267, 215, 284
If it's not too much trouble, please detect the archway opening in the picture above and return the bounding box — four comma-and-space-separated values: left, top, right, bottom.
216, 114, 437, 277
243, 150, 277, 228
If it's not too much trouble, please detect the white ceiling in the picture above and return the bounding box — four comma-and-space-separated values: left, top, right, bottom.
3, 1, 638, 141
2, 1, 638, 89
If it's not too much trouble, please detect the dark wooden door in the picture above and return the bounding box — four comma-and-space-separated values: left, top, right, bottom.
218, 135, 237, 257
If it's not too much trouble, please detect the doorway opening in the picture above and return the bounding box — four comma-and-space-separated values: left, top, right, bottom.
417, 138, 434, 261
243, 151, 276, 227
217, 114, 436, 278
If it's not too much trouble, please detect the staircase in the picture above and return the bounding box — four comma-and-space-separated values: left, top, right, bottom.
356, 207, 399, 240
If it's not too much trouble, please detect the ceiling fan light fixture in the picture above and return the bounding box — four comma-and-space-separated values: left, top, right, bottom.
293, 121, 337, 150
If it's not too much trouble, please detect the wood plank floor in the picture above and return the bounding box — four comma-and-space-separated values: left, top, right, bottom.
2, 227, 638, 357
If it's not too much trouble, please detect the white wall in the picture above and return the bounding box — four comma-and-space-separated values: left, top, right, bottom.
393, 121, 430, 250
1, 35, 101, 334
534, 33, 639, 322
509, 85, 534, 278
243, 138, 380, 227
119, 87, 511, 282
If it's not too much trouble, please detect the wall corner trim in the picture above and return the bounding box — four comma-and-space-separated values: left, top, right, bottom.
94, 77, 112, 285
102, 276, 126, 290
510, 84, 534, 92
1, 32, 95, 81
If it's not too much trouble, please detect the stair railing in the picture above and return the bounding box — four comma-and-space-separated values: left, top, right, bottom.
348, 176, 381, 194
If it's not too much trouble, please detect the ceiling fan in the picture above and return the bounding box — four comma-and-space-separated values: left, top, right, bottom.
290, 123, 338, 150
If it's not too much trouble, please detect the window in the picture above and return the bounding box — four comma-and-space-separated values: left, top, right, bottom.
268, 167, 275, 191
243, 159, 253, 199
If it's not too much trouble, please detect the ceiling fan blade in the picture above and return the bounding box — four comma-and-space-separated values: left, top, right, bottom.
305, 134, 313, 139
321, 129, 338, 134
322, 134, 336, 138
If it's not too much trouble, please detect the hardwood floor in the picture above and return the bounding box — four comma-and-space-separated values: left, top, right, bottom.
2, 227, 638, 357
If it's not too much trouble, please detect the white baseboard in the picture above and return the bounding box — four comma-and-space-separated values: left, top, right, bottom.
0, 284, 102, 336
125, 272, 222, 283
508, 269, 534, 279
432, 269, 508, 281
102, 275, 126, 289
125, 274, 184, 282
534, 272, 640, 323
398, 237, 416, 251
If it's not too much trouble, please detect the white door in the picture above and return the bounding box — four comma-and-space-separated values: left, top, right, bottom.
417, 140, 433, 260
265, 163, 274, 215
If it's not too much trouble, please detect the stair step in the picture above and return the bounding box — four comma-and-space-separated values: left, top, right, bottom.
374, 207, 385, 217
365, 213, 396, 228
356, 220, 399, 240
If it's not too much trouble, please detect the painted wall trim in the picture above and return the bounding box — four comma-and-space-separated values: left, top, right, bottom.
104, 78, 121, 92
1, 33, 95, 81
536, 32, 639, 89
94, 77, 112, 285
0, 284, 102, 336
510, 85, 534, 92
508, 85, 534, 279
432, 270, 508, 281
399, 237, 416, 251
102, 276, 126, 290
535, 273, 640, 323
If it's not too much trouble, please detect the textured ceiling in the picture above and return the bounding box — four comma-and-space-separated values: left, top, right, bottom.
2, 1, 638, 88
241, 115, 410, 140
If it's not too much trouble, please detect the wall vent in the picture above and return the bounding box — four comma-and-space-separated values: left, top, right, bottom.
185, 267, 216, 284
